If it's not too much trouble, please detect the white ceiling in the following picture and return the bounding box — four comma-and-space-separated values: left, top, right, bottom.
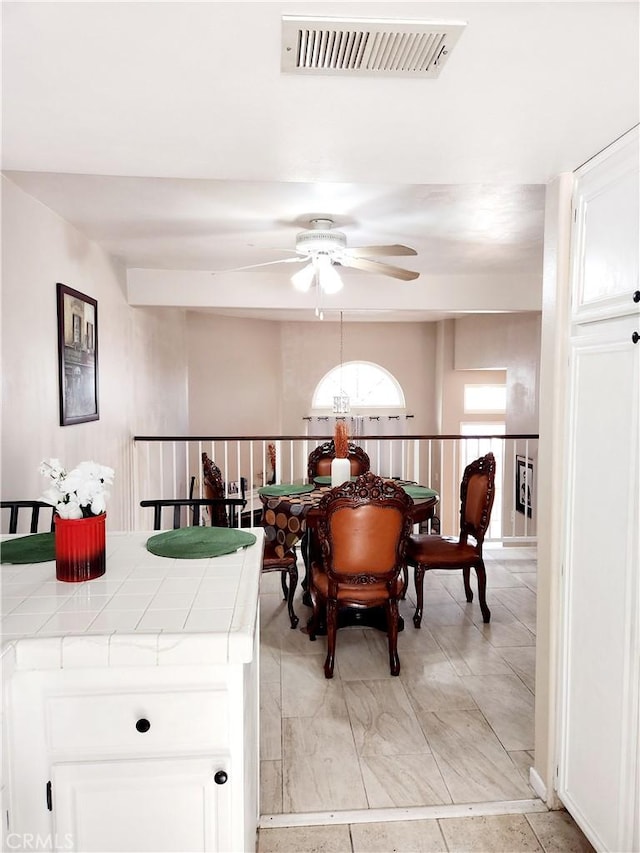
2, 2, 638, 322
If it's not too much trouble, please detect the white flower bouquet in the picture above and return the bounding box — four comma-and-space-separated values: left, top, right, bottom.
39, 458, 115, 519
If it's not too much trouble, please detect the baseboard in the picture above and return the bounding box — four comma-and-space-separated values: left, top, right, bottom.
529, 767, 547, 801
260, 798, 547, 829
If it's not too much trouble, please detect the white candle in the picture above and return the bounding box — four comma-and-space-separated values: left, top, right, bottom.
331, 456, 351, 488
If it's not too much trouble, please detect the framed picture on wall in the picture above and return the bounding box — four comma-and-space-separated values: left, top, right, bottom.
57, 282, 99, 426
515, 454, 533, 518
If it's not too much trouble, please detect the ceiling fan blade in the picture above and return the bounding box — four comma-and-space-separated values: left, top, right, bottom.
344, 244, 417, 257
212, 256, 306, 273
339, 255, 420, 281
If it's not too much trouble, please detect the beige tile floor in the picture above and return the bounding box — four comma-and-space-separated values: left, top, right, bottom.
257, 546, 595, 853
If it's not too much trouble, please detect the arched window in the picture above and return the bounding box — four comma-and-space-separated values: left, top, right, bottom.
312, 361, 405, 410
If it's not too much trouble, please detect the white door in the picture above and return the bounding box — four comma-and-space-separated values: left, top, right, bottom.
559, 320, 639, 852
51, 757, 231, 853
558, 126, 640, 853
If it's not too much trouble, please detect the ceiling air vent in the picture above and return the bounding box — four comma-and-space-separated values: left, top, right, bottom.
281, 16, 466, 78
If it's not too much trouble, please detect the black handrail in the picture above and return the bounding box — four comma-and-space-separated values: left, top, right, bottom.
134, 433, 540, 442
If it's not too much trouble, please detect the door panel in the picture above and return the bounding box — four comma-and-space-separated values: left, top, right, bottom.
559, 324, 639, 852
52, 756, 231, 852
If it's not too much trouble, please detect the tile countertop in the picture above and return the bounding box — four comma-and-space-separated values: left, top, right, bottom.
0, 528, 264, 671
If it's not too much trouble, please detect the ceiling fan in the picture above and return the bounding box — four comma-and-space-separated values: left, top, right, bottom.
214, 218, 420, 293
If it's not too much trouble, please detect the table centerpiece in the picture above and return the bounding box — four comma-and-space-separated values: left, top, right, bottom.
331, 421, 351, 488
39, 458, 114, 582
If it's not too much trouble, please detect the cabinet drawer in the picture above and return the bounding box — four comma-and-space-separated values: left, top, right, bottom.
45, 689, 229, 755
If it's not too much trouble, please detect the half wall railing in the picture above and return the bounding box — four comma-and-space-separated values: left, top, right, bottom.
133, 434, 539, 543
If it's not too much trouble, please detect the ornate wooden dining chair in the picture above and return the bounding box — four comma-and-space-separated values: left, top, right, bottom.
261, 542, 299, 629
307, 472, 413, 678
1, 500, 55, 534
407, 452, 496, 627
201, 452, 246, 527
307, 439, 370, 481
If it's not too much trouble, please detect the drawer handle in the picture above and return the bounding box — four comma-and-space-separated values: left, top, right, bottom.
135, 718, 151, 733
214, 771, 228, 785
633, 332, 640, 345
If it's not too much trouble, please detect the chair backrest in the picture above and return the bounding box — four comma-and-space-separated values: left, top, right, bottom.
307, 439, 371, 480
140, 498, 246, 530
1, 500, 55, 534
316, 472, 413, 586
459, 453, 496, 546
201, 452, 233, 527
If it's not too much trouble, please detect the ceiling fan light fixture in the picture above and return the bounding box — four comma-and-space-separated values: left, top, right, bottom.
291, 262, 315, 292
317, 256, 343, 294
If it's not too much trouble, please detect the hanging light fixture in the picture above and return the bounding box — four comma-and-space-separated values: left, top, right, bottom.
290, 255, 344, 294
333, 311, 350, 414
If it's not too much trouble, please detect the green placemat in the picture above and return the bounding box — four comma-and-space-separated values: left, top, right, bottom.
146, 526, 256, 559
1, 533, 55, 564
402, 485, 439, 500
313, 475, 357, 485
258, 483, 315, 497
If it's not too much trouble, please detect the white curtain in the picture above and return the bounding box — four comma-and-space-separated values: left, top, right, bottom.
305, 416, 364, 437
304, 415, 412, 438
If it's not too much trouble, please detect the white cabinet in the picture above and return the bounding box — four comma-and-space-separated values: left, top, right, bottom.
1, 530, 263, 853
6, 663, 257, 853
558, 127, 640, 853
52, 757, 231, 853
571, 134, 639, 323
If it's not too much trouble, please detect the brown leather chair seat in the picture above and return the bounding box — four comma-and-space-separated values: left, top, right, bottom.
310, 565, 404, 604
409, 538, 480, 566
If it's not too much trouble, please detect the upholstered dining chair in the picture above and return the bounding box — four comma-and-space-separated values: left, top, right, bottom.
140, 498, 246, 530
307, 439, 370, 481
407, 452, 496, 627
201, 452, 246, 527
1, 500, 55, 534
307, 472, 413, 678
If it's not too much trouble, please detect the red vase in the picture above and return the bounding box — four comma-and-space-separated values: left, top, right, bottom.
54, 513, 106, 582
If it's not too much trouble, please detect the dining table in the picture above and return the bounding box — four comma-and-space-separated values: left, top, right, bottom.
258, 478, 439, 632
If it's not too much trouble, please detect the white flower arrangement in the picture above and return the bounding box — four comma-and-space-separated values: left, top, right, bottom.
39, 458, 115, 519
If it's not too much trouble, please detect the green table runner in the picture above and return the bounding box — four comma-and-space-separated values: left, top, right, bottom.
146, 526, 256, 559
1, 533, 55, 564
258, 484, 315, 497
401, 485, 439, 500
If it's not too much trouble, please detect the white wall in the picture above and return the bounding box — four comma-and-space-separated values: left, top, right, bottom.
534, 173, 573, 807
186, 312, 281, 434
185, 316, 440, 436
437, 314, 541, 533
280, 320, 439, 434
454, 313, 541, 432
1, 177, 188, 531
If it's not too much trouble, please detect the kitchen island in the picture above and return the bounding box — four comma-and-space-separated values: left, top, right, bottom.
1, 529, 264, 853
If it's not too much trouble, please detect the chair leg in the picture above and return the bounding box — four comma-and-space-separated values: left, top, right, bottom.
462, 567, 474, 602
387, 598, 400, 676
324, 599, 337, 678
280, 570, 288, 600
307, 589, 320, 641
413, 563, 426, 628
400, 565, 408, 599
474, 561, 491, 623
285, 565, 299, 629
